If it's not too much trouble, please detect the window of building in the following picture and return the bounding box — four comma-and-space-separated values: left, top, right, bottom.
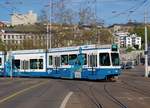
8, 35, 10, 39
4, 35, 6, 39
99, 53, 110, 66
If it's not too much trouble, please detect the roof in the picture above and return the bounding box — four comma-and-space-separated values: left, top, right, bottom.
48, 44, 112, 52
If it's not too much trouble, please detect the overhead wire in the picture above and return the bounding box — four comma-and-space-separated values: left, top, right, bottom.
109, 0, 148, 19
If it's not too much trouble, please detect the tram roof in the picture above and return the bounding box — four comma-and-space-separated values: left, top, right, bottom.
7, 44, 113, 54
48, 44, 112, 52
10, 49, 45, 54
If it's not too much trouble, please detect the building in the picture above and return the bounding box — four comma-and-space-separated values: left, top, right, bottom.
113, 32, 129, 48
0, 30, 46, 49
11, 10, 37, 26
0, 21, 6, 28
108, 22, 144, 33
113, 31, 141, 49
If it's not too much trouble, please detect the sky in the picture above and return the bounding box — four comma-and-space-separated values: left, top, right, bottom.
0, 0, 149, 26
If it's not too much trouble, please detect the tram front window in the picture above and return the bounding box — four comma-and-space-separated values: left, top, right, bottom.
111, 53, 119, 66
99, 53, 110, 66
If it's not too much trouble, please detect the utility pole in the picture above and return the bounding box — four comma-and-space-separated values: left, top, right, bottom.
49, 0, 52, 51
46, 23, 49, 50
46, 0, 52, 50
144, 9, 149, 77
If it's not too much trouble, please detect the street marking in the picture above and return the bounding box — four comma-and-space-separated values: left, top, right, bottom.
0, 80, 49, 104
60, 92, 73, 108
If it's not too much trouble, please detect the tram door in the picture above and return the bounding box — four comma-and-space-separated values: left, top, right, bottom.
88, 54, 97, 74
53, 56, 60, 74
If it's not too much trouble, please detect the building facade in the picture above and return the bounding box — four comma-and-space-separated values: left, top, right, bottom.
11, 10, 37, 26
0, 30, 46, 50
113, 31, 141, 49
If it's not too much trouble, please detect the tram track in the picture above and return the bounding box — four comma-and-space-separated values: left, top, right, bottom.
74, 83, 103, 108
59, 80, 104, 108
75, 81, 128, 108
120, 80, 150, 97
103, 84, 128, 108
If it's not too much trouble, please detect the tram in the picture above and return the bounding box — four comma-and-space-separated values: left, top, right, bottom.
1, 44, 121, 80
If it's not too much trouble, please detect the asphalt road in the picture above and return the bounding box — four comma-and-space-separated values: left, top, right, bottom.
0, 65, 149, 108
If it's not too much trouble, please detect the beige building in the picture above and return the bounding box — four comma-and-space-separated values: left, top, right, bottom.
11, 10, 37, 26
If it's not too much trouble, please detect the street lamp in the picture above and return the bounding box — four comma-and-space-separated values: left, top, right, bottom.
45, 0, 52, 50
144, 9, 148, 77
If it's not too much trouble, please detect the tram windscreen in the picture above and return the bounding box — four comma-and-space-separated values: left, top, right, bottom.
99, 53, 110, 66
111, 53, 119, 66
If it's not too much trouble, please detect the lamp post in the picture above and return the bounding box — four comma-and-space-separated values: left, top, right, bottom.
144, 9, 148, 77
45, 0, 52, 50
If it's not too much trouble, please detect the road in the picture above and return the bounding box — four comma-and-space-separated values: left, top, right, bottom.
0, 65, 150, 108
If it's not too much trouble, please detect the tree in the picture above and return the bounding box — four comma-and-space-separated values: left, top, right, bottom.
0, 39, 5, 51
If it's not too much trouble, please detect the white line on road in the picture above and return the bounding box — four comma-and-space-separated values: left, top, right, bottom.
59, 91, 73, 108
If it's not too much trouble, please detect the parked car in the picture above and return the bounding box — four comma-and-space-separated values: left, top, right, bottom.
124, 61, 134, 69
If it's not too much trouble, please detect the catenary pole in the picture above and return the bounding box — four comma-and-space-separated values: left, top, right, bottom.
144, 9, 149, 77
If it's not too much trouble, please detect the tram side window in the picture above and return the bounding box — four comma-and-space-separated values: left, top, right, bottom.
30, 59, 37, 69
61, 55, 68, 65
88, 55, 97, 67
39, 59, 43, 69
99, 53, 110, 66
54, 57, 60, 67
22, 60, 29, 70
69, 54, 77, 65
14, 59, 20, 69
78, 54, 87, 65
0, 58, 2, 66
111, 53, 119, 66
30, 59, 43, 69
82, 54, 87, 65
49, 56, 52, 65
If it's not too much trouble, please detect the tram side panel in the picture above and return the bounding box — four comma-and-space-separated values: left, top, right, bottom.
47, 48, 121, 80
0, 52, 5, 76
47, 51, 80, 79
10, 50, 47, 77
81, 49, 121, 80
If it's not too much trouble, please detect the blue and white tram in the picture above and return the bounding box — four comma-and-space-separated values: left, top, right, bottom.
47, 44, 121, 80
0, 52, 5, 76
3, 44, 121, 80
7, 49, 47, 77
